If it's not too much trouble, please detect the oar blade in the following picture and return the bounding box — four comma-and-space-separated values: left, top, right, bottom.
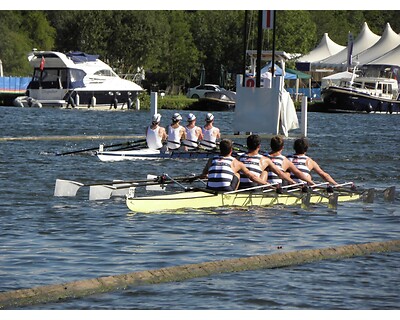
362, 188, 375, 203
89, 185, 116, 201
110, 181, 134, 197
54, 179, 84, 197
301, 192, 311, 209
383, 186, 396, 202
145, 174, 165, 191
328, 193, 339, 210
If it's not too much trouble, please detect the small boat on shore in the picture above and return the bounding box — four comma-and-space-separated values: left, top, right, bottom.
13, 50, 143, 110
321, 68, 400, 114
188, 91, 235, 111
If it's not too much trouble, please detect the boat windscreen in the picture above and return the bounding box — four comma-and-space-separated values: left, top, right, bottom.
67, 52, 99, 63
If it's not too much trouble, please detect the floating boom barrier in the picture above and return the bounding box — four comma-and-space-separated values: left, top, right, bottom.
1, 239, 399, 309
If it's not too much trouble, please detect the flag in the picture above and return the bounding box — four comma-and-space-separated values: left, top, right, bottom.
262, 10, 274, 30
39, 56, 45, 71
347, 32, 354, 67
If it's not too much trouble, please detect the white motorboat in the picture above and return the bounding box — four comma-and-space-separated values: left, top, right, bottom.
13, 50, 143, 110
321, 65, 400, 114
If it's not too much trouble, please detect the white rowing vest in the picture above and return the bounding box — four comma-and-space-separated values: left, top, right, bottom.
287, 154, 310, 183
266, 154, 285, 184
202, 127, 218, 149
167, 125, 183, 150
184, 126, 199, 149
146, 126, 163, 150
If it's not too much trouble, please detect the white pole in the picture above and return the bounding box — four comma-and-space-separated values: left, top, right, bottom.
301, 95, 308, 137
150, 91, 158, 116
135, 97, 140, 111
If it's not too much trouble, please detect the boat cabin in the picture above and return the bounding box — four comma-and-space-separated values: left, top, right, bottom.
341, 77, 399, 100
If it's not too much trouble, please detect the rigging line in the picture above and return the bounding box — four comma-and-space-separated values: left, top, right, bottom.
246, 10, 255, 52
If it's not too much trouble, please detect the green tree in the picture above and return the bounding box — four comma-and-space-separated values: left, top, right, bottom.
158, 11, 200, 93
188, 11, 244, 87
275, 11, 317, 54
0, 11, 54, 76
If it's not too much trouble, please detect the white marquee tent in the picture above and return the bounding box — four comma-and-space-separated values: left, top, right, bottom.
296, 22, 398, 72
313, 22, 381, 70
296, 33, 345, 69
353, 23, 400, 66
367, 43, 400, 66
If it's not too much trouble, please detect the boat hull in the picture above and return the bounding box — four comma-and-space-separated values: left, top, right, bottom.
126, 190, 361, 213
188, 98, 235, 111
97, 148, 216, 161
14, 90, 139, 110
321, 86, 400, 114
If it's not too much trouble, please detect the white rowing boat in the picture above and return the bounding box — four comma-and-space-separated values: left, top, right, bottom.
96, 147, 218, 161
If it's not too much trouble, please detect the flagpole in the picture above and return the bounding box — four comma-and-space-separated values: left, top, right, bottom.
256, 10, 263, 88
271, 11, 277, 77
242, 10, 249, 88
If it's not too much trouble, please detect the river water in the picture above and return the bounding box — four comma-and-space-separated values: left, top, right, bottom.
0, 106, 399, 312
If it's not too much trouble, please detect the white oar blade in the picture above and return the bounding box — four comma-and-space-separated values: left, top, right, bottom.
54, 179, 84, 197
146, 174, 165, 191
111, 182, 133, 197
89, 185, 116, 201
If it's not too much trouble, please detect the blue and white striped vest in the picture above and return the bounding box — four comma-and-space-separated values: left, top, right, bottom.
239, 154, 263, 188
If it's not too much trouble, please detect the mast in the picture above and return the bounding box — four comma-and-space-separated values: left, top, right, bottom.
242, 11, 249, 88
256, 10, 263, 88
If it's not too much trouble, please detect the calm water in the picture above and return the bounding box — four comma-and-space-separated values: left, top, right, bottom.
0, 106, 399, 310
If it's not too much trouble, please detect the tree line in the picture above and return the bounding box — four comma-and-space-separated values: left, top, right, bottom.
1, 10, 399, 93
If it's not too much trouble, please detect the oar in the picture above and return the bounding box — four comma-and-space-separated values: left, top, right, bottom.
88, 174, 203, 200
224, 183, 279, 194
54, 176, 162, 197
56, 139, 146, 156
106, 140, 147, 151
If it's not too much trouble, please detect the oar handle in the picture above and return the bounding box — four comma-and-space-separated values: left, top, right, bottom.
225, 182, 279, 194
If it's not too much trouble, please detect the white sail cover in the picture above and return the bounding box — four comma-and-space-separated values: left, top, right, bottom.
279, 90, 299, 136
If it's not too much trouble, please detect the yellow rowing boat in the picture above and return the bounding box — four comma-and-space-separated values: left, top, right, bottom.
126, 189, 361, 213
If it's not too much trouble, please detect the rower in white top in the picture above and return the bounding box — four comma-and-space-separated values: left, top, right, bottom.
201, 113, 221, 150
183, 113, 203, 150
146, 113, 167, 150
166, 113, 186, 150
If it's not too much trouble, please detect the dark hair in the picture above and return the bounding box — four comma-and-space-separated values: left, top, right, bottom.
219, 139, 233, 156
293, 138, 309, 154
270, 136, 284, 152
247, 134, 261, 151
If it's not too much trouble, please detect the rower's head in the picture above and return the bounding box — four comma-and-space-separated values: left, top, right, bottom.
205, 113, 214, 123
172, 113, 182, 123
187, 113, 196, 123
293, 138, 309, 154
247, 134, 261, 152
270, 135, 284, 152
219, 139, 233, 156
152, 113, 161, 124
